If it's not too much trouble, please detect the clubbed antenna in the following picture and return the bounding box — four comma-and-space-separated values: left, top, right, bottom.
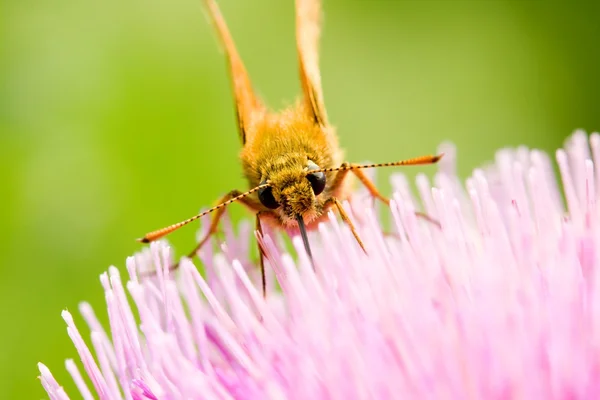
137, 183, 270, 243
306, 154, 444, 175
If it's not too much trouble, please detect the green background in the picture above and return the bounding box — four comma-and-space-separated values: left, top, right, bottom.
2, 0, 599, 397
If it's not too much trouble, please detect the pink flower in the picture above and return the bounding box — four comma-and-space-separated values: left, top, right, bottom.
39, 130, 600, 399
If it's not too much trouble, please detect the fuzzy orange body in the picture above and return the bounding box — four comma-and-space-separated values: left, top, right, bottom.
239, 102, 348, 230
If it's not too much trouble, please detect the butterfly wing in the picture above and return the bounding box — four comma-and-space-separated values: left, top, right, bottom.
296, 0, 328, 127
204, 0, 264, 144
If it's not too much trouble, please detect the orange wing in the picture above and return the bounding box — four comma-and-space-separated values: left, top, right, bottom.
204, 0, 264, 144
296, 0, 328, 127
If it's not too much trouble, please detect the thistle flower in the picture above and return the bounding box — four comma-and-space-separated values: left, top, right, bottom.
39, 130, 600, 399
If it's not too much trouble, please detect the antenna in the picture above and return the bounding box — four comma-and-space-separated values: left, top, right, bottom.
306, 154, 444, 175
137, 183, 270, 243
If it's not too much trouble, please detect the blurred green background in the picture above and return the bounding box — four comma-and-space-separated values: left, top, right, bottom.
2, 0, 599, 397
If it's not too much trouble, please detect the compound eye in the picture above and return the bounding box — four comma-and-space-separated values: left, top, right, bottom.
258, 180, 280, 209
306, 161, 326, 196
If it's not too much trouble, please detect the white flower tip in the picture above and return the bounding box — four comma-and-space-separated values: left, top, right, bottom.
437, 142, 456, 172
64, 359, 75, 370
530, 149, 544, 163
126, 256, 138, 281
213, 253, 228, 266
472, 168, 485, 179
437, 141, 456, 158
179, 257, 194, 271
572, 128, 587, 139
61, 310, 74, 325
150, 240, 168, 252
78, 302, 92, 315
108, 265, 120, 277
415, 172, 429, 185
590, 132, 600, 148
556, 148, 568, 163
38, 362, 50, 375
99, 272, 110, 291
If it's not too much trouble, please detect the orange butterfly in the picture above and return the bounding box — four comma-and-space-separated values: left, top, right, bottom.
139, 0, 442, 294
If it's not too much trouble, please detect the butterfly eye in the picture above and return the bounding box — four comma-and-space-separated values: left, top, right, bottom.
306, 161, 326, 196
258, 180, 280, 209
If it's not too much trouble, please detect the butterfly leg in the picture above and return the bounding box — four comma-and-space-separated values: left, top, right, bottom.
180, 190, 264, 266
351, 167, 441, 227
323, 197, 367, 254
141, 190, 262, 277
333, 163, 440, 228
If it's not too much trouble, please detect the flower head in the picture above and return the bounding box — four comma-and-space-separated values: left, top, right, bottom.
40, 131, 600, 399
